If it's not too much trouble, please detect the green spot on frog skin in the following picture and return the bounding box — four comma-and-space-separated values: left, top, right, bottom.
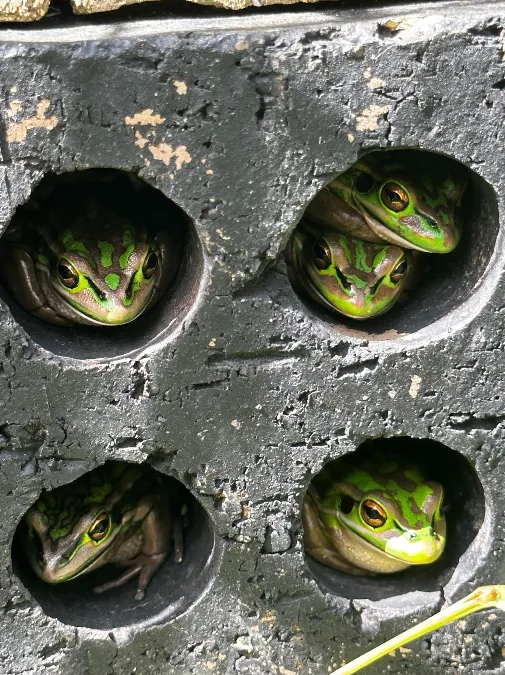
354, 240, 373, 273
38, 254, 49, 266
60, 230, 96, 269
119, 226, 136, 270
105, 273, 120, 291
97, 241, 114, 268
83, 482, 113, 505
372, 248, 387, 269
123, 268, 144, 306
338, 235, 352, 263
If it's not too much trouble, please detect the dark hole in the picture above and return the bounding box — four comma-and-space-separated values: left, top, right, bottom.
288, 149, 498, 342
12, 461, 221, 630
304, 437, 485, 602
0, 169, 204, 360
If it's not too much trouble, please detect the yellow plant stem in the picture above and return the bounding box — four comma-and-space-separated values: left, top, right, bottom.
331, 585, 505, 675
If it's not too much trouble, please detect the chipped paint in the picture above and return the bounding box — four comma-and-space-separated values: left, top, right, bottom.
173, 80, 187, 96
8, 100, 23, 116
355, 105, 390, 131
148, 142, 192, 170
135, 130, 148, 149
364, 68, 386, 90
408, 375, 422, 398
6, 99, 58, 143
235, 40, 249, 51
125, 109, 165, 126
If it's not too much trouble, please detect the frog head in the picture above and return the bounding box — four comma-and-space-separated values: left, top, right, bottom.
318, 457, 446, 567
287, 221, 410, 320
329, 155, 466, 253
21, 465, 136, 583
43, 220, 163, 326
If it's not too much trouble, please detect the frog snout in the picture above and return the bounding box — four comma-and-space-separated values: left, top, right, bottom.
407, 527, 438, 542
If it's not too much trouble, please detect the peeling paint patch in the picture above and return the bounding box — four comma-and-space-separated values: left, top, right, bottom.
408, 375, 422, 399
135, 130, 148, 149
347, 133, 355, 142
125, 109, 165, 126
148, 142, 191, 170
6, 100, 58, 143
355, 105, 390, 131
364, 67, 386, 90
173, 80, 187, 95
235, 40, 249, 51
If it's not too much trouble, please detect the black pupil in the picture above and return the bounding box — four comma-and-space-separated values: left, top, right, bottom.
388, 189, 402, 204
58, 263, 74, 280
365, 505, 382, 520
354, 172, 375, 194
314, 242, 330, 267
340, 496, 354, 514
92, 518, 108, 536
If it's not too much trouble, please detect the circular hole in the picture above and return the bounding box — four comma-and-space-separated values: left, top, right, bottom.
12, 461, 221, 630
303, 437, 484, 602
286, 149, 498, 342
0, 169, 205, 360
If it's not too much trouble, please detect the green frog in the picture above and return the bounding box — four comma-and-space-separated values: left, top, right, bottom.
286, 219, 414, 320
305, 153, 466, 254
0, 189, 182, 327
303, 453, 446, 574
20, 463, 184, 600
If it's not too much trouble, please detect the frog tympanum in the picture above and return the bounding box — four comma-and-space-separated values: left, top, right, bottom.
303, 452, 446, 575
20, 463, 184, 600
287, 152, 466, 320
0, 188, 182, 327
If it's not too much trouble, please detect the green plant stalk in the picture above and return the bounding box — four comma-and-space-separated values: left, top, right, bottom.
330, 585, 505, 675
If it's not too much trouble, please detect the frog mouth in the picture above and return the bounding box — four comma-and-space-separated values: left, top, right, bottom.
354, 200, 430, 252
59, 293, 151, 326
345, 521, 444, 566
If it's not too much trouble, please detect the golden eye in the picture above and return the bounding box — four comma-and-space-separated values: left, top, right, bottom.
390, 259, 408, 284
313, 239, 332, 270
57, 259, 79, 289
142, 251, 158, 280
361, 499, 387, 528
88, 513, 110, 542
381, 182, 409, 212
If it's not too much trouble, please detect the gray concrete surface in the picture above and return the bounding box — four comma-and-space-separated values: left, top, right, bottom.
0, 1, 504, 673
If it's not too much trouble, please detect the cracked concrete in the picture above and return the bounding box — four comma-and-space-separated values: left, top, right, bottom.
0, 1, 503, 674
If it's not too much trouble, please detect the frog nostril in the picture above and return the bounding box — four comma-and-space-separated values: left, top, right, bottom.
425, 216, 440, 231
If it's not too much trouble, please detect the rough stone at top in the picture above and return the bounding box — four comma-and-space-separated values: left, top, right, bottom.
1, 0, 329, 20
0, 0, 49, 20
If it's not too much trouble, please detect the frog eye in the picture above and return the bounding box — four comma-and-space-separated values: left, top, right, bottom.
354, 171, 375, 194
360, 499, 387, 528
57, 259, 79, 289
142, 251, 158, 280
313, 240, 332, 270
390, 259, 408, 284
88, 513, 110, 542
381, 182, 409, 212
